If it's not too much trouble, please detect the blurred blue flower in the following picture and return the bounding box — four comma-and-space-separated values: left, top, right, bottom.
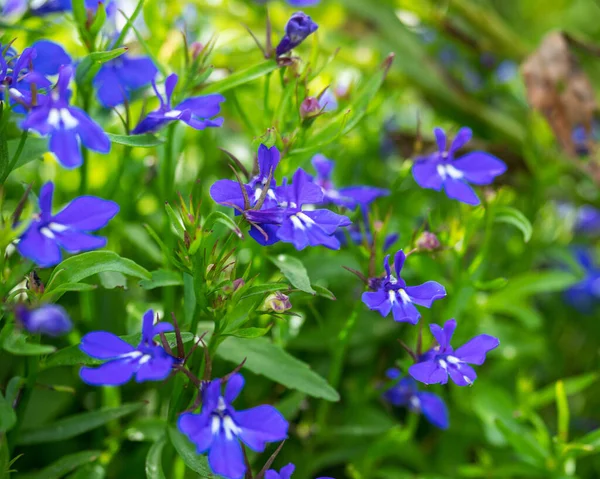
132, 73, 224, 134
178, 374, 288, 479
2, 0, 101, 17
21, 66, 111, 168
79, 309, 176, 386
412, 127, 506, 205
572, 119, 600, 156
575, 205, 600, 234
383, 368, 449, 429
276, 11, 318, 57
30, 40, 72, 77
1, 46, 52, 110
362, 250, 446, 324
318, 88, 337, 112
265, 464, 334, 479
409, 319, 499, 386
17, 182, 119, 267
15, 304, 73, 337
311, 154, 389, 209
564, 248, 600, 313
495, 60, 518, 83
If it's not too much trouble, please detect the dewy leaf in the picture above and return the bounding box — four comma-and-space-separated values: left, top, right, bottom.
0, 390, 16, 433
217, 337, 340, 401
145, 437, 167, 479
17, 403, 145, 445
269, 255, 315, 295
494, 206, 533, 242
44, 251, 151, 301
202, 61, 279, 94
17, 450, 101, 479
168, 426, 225, 477
106, 133, 164, 147
139, 269, 183, 290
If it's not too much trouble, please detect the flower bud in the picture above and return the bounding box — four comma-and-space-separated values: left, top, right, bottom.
276, 11, 319, 57
416, 231, 441, 251
300, 97, 320, 119
190, 42, 204, 60
265, 292, 292, 313
16, 304, 73, 337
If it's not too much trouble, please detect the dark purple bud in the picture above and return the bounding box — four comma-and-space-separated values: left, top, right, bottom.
300, 97, 320, 118
16, 304, 73, 337
276, 11, 319, 57
416, 231, 441, 251
367, 276, 384, 291
265, 292, 292, 313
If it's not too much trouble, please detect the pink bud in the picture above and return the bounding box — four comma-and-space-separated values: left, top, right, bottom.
416, 231, 441, 251
300, 97, 320, 119
265, 292, 292, 313
190, 42, 204, 60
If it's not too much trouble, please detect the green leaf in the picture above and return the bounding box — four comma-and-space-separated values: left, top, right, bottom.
495, 418, 548, 467
44, 251, 151, 301
106, 132, 164, 148
125, 417, 166, 442
217, 337, 339, 401
139, 270, 183, 290
0, 390, 16, 433
75, 48, 127, 85
165, 203, 185, 239
226, 326, 271, 339
7, 136, 47, 170
98, 271, 128, 289
71, 0, 87, 28
527, 373, 598, 409
202, 61, 279, 94
43, 332, 194, 368
17, 450, 101, 479
146, 437, 166, 479
312, 284, 336, 300
494, 206, 533, 243
67, 464, 106, 479
239, 283, 290, 299
556, 380, 570, 442
168, 426, 225, 477
17, 403, 144, 445
269, 255, 315, 295
40, 283, 97, 299
203, 211, 243, 239
1, 325, 56, 356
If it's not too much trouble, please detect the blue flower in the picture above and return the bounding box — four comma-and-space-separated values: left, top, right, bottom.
412, 127, 506, 205
93, 55, 158, 108
383, 368, 448, 429
79, 309, 176, 386
1, 46, 52, 110
265, 464, 334, 479
132, 73, 225, 134
564, 248, 600, 313
30, 40, 72, 77
362, 250, 446, 324
15, 304, 72, 337
21, 66, 111, 168
276, 11, 319, 57
17, 182, 119, 267
311, 154, 389, 209
178, 374, 288, 479
409, 319, 499, 386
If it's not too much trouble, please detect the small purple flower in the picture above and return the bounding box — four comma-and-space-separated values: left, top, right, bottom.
383, 368, 448, 429
412, 127, 506, 206
265, 464, 333, 479
1, 46, 52, 110
79, 309, 176, 386
17, 182, 119, 267
311, 154, 389, 209
576, 205, 600, 234
300, 96, 320, 119
93, 55, 158, 108
178, 374, 288, 479
276, 11, 318, 57
409, 319, 499, 386
21, 66, 111, 168
287, 0, 320, 5
15, 304, 72, 337
564, 248, 600, 313
132, 73, 224, 134
362, 250, 446, 324
31, 40, 72, 77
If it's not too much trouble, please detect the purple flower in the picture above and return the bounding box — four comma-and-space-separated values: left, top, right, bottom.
15, 304, 72, 337
30, 40, 72, 77
1, 46, 52, 110
93, 55, 158, 108
21, 66, 111, 168
79, 309, 176, 386
318, 88, 337, 112
287, 0, 320, 5
311, 154, 389, 209
576, 205, 600, 234
412, 127, 506, 206
300, 96, 320, 119
17, 182, 119, 267
362, 250, 446, 324
564, 248, 600, 313
132, 73, 224, 134
178, 374, 288, 479
383, 368, 448, 429
276, 11, 318, 57
265, 464, 333, 479
409, 319, 499, 386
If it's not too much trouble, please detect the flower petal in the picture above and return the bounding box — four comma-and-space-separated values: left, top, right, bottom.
443, 177, 480, 205
408, 360, 448, 385
225, 374, 245, 404
208, 433, 246, 479
393, 250, 406, 277
79, 331, 136, 358
448, 363, 477, 386
453, 151, 507, 185
39, 182, 54, 220
405, 281, 446, 308
175, 94, 225, 121
53, 196, 119, 231
17, 224, 62, 267
391, 298, 420, 325
429, 319, 456, 351
412, 159, 443, 191
235, 404, 288, 452
31, 40, 71, 76
311, 154, 334, 179
80, 359, 137, 386
434, 127, 446, 152
50, 128, 82, 169
54, 230, 106, 253
454, 334, 499, 365
449, 127, 472, 155
361, 290, 392, 318
210, 179, 251, 210
70, 108, 111, 153
417, 392, 449, 429
177, 411, 214, 453
135, 348, 174, 382
303, 209, 351, 234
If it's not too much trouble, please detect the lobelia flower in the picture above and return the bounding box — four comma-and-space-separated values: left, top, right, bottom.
311, 154, 389, 209
362, 250, 446, 324
265, 464, 333, 479
1, 46, 52, 110
30, 40, 72, 77
276, 11, 319, 57
564, 248, 600, 313
79, 309, 176, 386
15, 304, 72, 337
132, 73, 224, 134
412, 127, 507, 206
21, 66, 111, 168
318, 88, 337, 112
17, 182, 119, 267
409, 319, 499, 386
382, 368, 448, 429
178, 373, 288, 479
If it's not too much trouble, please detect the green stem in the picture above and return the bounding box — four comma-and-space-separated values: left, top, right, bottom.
107, 145, 132, 199
79, 90, 92, 195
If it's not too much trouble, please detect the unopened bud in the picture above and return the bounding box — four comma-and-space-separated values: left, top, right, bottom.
416, 231, 440, 251
190, 42, 204, 60
300, 97, 320, 119
265, 292, 292, 313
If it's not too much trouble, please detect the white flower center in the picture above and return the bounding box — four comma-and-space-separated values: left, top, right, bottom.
398, 289, 411, 304
47, 108, 79, 130
164, 110, 182, 118
436, 163, 464, 180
